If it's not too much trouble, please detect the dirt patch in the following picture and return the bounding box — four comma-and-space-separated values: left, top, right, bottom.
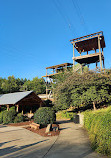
25, 124, 60, 137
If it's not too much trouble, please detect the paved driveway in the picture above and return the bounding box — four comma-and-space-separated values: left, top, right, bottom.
0, 121, 108, 158
0, 125, 57, 158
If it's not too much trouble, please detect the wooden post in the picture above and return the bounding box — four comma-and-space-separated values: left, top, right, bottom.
22, 106, 24, 115
103, 58, 105, 69
40, 102, 42, 107
95, 49, 97, 53
30, 109, 32, 114
87, 51, 88, 55
46, 77, 48, 100
16, 105, 19, 112
102, 48, 104, 56
95, 49, 98, 69
7, 105, 9, 111
52, 78, 54, 100
65, 64, 68, 70
98, 36, 102, 70
96, 62, 98, 69
46, 69, 48, 99
87, 64, 89, 68
73, 42, 75, 71
93, 102, 96, 110
55, 68, 58, 73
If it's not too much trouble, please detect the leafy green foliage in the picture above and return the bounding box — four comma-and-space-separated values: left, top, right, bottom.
3, 107, 16, 124
14, 113, 24, 123
54, 70, 111, 110
44, 99, 54, 107
84, 107, 111, 156
0, 76, 45, 95
56, 110, 73, 120
34, 107, 56, 126
0, 112, 3, 123
9, 106, 16, 115
20, 77, 46, 94
0, 76, 27, 94
1, 76, 19, 93
54, 89, 71, 111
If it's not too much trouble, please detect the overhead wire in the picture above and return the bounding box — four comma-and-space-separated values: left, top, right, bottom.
71, 0, 89, 34
0, 1, 90, 61
57, 0, 78, 36
53, 0, 77, 37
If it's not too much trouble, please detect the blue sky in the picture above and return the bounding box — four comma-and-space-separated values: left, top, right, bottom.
0, 0, 111, 79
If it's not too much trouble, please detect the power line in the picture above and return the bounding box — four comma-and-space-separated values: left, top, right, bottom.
71, 0, 89, 34
53, 0, 77, 37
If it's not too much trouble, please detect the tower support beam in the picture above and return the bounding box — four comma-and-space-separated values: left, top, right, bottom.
98, 35, 102, 70
73, 42, 75, 71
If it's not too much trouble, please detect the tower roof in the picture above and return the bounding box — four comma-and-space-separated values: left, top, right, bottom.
70, 31, 105, 53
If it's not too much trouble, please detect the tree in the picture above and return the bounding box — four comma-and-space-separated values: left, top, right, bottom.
81, 86, 110, 110
0, 76, 45, 94
22, 77, 46, 94
1, 76, 19, 93
54, 70, 111, 111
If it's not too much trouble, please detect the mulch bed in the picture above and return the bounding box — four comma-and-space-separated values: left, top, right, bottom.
8, 121, 60, 137
8, 121, 33, 126
25, 124, 60, 137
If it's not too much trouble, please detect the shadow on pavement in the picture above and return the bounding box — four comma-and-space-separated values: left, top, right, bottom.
0, 125, 7, 128
0, 139, 21, 147
0, 139, 49, 157
59, 127, 71, 130
56, 120, 72, 124
9, 141, 96, 158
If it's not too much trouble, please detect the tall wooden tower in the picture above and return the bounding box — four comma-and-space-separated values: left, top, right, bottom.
42, 63, 73, 100
70, 31, 106, 72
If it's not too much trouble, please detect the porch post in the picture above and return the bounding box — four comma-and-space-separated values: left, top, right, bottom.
22, 106, 24, 115
16, 105, 19, 112
7, 105, 9, 111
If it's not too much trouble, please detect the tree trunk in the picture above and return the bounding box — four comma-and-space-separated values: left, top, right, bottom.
93, 102, 96, 110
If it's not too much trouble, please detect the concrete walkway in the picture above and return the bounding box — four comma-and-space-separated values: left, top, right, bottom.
0, 121, 108, 158
45, 120, 107, 158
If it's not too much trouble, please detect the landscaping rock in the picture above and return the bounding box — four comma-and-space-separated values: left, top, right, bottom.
45, 124, 52, 133
52, 126, 59, 132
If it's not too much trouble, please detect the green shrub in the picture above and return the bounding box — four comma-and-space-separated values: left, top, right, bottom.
1, 106, 6, 111
56, 110, 73, 120
62, 111, 73, 119
84, 107, 111, 156
3, 107, 16, 124
14, 113, 23, 123
34, 107, 56, 126
9, 106, 16, 115
0, 112, 3, 123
